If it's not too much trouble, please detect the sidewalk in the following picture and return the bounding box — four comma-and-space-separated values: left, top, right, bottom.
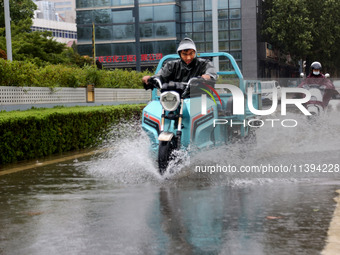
0, 100, 149, 112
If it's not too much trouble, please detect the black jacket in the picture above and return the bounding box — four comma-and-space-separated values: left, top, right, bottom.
154, 57, 217, 83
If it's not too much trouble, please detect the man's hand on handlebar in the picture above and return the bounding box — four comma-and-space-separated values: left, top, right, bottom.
201, 74, 211, 80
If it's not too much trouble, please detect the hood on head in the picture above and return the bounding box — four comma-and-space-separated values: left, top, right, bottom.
177, 38, 197, 55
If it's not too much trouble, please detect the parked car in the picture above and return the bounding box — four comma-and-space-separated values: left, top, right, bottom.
260, 80, 281, 104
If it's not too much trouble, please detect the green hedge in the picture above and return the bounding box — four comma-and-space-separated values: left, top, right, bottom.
0, 104, 144, 165
0, 58, 153, 88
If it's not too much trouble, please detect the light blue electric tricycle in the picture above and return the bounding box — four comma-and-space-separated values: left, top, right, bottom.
142, 52, 262, 174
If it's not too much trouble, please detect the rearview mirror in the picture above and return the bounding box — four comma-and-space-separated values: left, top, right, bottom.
300, 73, 305, 78
325, 73, 330, 78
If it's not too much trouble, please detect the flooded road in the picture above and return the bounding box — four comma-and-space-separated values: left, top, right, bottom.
1, 100, 340, 255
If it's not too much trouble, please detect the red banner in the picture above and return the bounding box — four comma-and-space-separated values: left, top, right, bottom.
97, 53, 163, 63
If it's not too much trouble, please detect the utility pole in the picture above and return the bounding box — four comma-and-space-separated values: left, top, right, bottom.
212, 0, 219, 72
4, 0, 13, 61
134, 0, 141, 72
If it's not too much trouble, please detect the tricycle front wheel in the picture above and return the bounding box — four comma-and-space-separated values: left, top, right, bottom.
158, 140, 175, 175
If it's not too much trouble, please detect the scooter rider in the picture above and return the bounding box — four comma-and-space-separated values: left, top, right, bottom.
142, 38, 217, 89
298, 61, 335, 107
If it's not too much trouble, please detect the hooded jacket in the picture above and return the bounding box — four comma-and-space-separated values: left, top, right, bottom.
154, 57, 217, 83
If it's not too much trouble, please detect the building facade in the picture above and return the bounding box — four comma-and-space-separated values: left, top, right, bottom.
31, 18, 77, 45
76, 0, 260, 78
34, 0, 76, 23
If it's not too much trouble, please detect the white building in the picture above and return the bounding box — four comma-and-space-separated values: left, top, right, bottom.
32, 0, 77, 46
32, 18, 77, 45
47, 0, 76, 23
34, 0, 76, 23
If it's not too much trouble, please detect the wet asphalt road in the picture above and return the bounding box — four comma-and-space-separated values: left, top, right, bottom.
0, 159, 339, 255
1, 100, 340, 255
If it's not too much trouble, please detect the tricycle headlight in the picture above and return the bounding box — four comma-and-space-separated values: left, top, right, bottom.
160, 91, 180, 111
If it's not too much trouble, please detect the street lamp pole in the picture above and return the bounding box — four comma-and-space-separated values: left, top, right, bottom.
4, 0, 13, 61
212, 0, 219, 72
134, 0, 141, 71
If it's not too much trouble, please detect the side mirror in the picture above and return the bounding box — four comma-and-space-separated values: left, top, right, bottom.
300, 73, 305, 78
325, 73, 330, 78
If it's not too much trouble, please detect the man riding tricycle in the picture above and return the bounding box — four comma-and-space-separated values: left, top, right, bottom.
142, 38, 261, 174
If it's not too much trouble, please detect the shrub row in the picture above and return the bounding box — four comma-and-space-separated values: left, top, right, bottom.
0, 104, 144, 165
0, 58, 153, 89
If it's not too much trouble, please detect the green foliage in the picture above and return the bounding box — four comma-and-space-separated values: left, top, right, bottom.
0, 104, 144, 165
262, 0, 340, 73
0, 0, 36, 27
0, 58, 152, 88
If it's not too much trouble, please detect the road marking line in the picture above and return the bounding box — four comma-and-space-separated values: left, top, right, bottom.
0, 148, 109, 176
322, 189, 340, 255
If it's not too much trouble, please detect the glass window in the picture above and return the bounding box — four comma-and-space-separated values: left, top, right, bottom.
196, 42, 205, 52
193, 22, 204, 32
77, 11, 92, 25
181, 1, 192, 12
218, 31, 228, 40
193, 12, 204, 22
230, 30, 241, 40
155, 22, 175, 37
96, 44, 112, 56
140, 0, 153, 3
205, 0, 212, 11
96, 26, 112, 40
140, 6, 153, 22
193, 0, 204, 11
229, 0, 241, 8
205, 11, 212, 22
230, 9, 241, 19
94, 9, 111, 24
218, 0, 228, 9
155, 41, 177, 54
76, 0, 93, 8
218, 21, 228, 30
182, 12, 192, 22
185, 32, 192, 38
219, 41, 229, 51
230, 20, 241, 29
77, 27, 92, 41
140, 23, 153, 38
206, 42, 212, 51
230, 41, 241, 50
78, 45, 92, 56
96, 0, 110, 7
112, 43, 135, 55
112, 10, 133, 23
155, 5, 175, 21
218, 10, 228, 20
117, 0, 134, 6
192, 32, 204, 41
205, 21, 212, 31
184, 22, 192, 32
231, 51, 242, 60
205, 32, 212, 41
112, 24, 135, 39
141, 42, 154, 54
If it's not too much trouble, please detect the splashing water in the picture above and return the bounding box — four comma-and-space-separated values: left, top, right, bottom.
82, 102, 340, 184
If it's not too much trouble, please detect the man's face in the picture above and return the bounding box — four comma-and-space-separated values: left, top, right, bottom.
180, 49, 196, 65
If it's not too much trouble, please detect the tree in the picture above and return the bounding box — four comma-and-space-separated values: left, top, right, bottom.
0, 0, 36, 27
262, 0, 340, 74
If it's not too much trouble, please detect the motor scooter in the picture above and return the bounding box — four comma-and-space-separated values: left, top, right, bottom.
142, 52, 262, 174
298, 73, 337, 116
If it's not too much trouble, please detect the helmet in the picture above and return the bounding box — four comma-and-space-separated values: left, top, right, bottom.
310, 61, 322, 70
177, 38, 197, 54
